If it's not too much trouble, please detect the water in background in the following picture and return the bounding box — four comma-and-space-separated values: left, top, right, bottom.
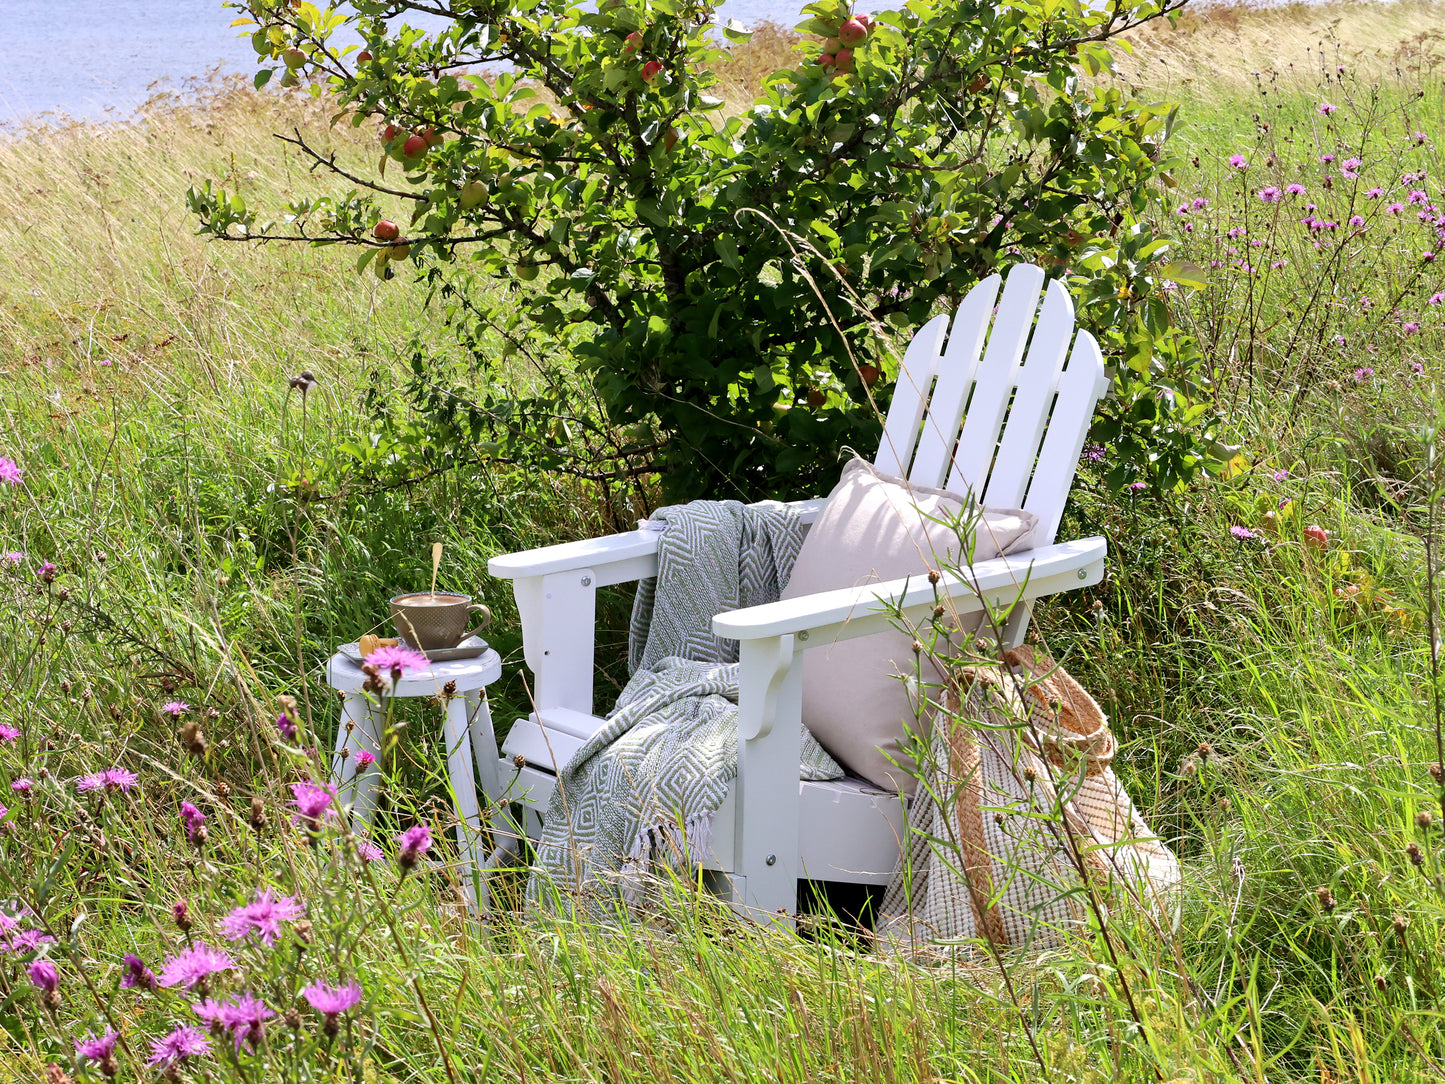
0, 0, 804, 123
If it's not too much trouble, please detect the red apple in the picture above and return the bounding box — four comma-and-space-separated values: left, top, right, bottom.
373, 220, 400, 241
402, 133, 427, 158
855, 13, 873, 31
838, 17, 867, 46
422, 127, 444, 148
642, 60, 663, 82
823, 37, 841, 52
858, 363, 880, 387
283, 46, 307, 69
818, 52, 836, 67
382, 123, 399, 143
834, 48, 854, 72
806, 387, 826, 408
357, 50, 373, 63
1305, 524, 1329, 550
624, 32, 644, 55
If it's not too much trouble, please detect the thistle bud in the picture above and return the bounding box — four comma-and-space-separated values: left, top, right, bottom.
172, 898, 193, 933
249, 796, 268, 832
1393, 913, 1409, 935
1407, 842, 1425, 867
1316, 885, 1336, 912
1416, 810, 1433, 830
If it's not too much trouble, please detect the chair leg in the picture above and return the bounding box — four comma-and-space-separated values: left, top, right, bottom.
333, 694, 383, 827
443, 696, 486, 911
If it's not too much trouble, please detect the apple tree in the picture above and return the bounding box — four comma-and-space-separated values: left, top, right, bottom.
191, 0, 1217, 503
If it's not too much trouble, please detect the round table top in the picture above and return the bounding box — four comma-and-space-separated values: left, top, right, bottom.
325, 646, 502, 696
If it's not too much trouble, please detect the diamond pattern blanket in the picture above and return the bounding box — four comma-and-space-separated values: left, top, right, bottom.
529, 499, 843, 908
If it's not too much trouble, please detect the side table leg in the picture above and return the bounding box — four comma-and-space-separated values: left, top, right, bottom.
465, 690, 504, 806
444, 696, 485, 911
333, 694, 382, 828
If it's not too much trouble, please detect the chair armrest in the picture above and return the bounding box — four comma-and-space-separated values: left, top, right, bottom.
488, 528, 662, 589
712, 537, 1106, 645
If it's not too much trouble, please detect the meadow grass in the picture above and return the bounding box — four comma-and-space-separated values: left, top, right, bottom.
3, 3, 1445, 1081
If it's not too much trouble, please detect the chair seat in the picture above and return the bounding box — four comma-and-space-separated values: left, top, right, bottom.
502, 711, 906, 886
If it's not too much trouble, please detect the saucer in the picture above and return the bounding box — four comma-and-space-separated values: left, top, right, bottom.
337, 635, 489, 666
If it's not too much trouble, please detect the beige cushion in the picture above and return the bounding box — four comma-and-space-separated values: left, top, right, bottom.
782, 458, 1038, 794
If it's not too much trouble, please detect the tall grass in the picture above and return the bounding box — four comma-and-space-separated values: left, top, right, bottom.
1, 4, 1445, 1082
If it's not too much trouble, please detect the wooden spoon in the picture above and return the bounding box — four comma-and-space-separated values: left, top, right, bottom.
430, 541, 442, 600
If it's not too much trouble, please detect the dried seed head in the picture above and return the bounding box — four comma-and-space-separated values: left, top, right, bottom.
45, 1064, 74, 1084
277, 694, 298, 715
927, 568, 941, 585
1091, 599, 1103, 612
1416, 810, 1433, 830
215, 780, 231, 800
911, 640, 923, 655
993, 812, 1005, 825
60, 680, 71, 695
1406, 841, 1425, 867
1023, 766, 1038, 783
1196, 742, 1213, 762
1316, 885, 1336, 912
1431, 763, 1444, 783
285, 1008, 303, 1029
249, 796, 268, 832
1374, 973, 1387, 991
172, 899, 193, 933
1393, 913, 1409, 935
513, 753, 527, 770
293, 919, 313, 945
443, 680, 457, 699
932, 605, 945, 620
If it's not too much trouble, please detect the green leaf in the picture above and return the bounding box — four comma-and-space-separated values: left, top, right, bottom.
1159, 260, 1209, 290
720, 18, 753, 43
254, 68, 274, 90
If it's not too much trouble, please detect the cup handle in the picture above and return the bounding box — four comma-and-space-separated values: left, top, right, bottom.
462, 603, 492, 641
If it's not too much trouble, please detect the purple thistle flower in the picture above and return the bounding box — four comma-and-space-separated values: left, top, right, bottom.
1348, 215, 1365, 228
0, 457, 21, 485
28, 959, 58, 992
1404, 322, 1421, 336
1317, 102, 1337, 116
219, 889, 305, 947
1388, 202, 1405, 214
1127, 481, 1147, 491
147, 1025, 212, 1069
1353, 367, 1375, 384
1415, 131, 1427, 145
355, 837, 384, 862
1191, 196, 1209, 211
302, 978, 362, 1015
6, 927, 56, 953
354, 749, 376, 769
1409, 189, 1429, 205
1258, 186, 1281, 203
1426, 251, 1438, 263
74, 1030, 119, 1063
396, 823, 433, 871
1271, 259, 1288, 269
1429, 292, 1445, 306
290, 781, 336, 823
209, 992, 275, 1051
0, 724, 18, 743
1285, 183, 1306, 196
122, 952, 158, 991
1320, 154, 1335, 165
11, 777, 33, 793
0, 803, 6, 821
1229, 154, 1247, 169
1273, 468, 1290, 482
275, 712, 297, 741
76, 772, 107, 794
158, 943, 237, 989
368, 644, 429, 678
1341, 158, 1362, 179
180, 801, 207, 846
162, 700, 189, 717
103, 768, 138, 793
37, 561, 56, 583
1412, 360, 1426, 374
3, 551, 21, 564
1365, 187, 1383, 198
1230, 526, 1257, 541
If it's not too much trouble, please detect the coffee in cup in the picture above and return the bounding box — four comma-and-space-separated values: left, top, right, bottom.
388, 592, 492, 651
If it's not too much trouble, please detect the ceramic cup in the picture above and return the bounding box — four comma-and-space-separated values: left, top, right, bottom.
388, 592, 492, 651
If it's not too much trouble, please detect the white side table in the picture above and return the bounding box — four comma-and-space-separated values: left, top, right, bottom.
326, 648, 505, 907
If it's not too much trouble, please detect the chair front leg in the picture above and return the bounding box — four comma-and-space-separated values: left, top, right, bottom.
729, 633, 802, 929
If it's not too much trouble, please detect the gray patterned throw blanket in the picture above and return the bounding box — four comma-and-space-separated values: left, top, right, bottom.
529, 499, 843, 908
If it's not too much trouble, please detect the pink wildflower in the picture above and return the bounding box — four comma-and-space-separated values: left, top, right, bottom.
302, 979, 362, 1035
157, 943, 237, 989
219, 889, 305, 947
162, 701, 189, 716
1229, 154, 1247, 169
368, 644, 429, 678
290, 781, 336, 823
0, 724, 18, 743
354, 749, 375, 769
1317, 102, 1336, 115
396, 823, 433, 871
0, 458, 20, 485
1258, 186, 1281, 203
74, 1030, 119, 1066
1285, 183, 1306, 196
147, 1025, 212, 1069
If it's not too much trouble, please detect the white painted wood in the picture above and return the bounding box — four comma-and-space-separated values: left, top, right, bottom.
332, 689, 382, 826
731, 634, 803, 926
875, 313, 949, 478
712, 537, 1106, 641
466, 690, 504, 806
949, 264, 1047, 496
530, 570, 598, 714
907, 274, 1001, 488
1024, 330, 1108, 546
975, 277, 1076, 509
443, 695, 486, 909
500, 716, 591, 775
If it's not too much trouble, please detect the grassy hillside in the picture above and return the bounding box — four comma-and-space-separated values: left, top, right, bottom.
2, 4, 1445, 1081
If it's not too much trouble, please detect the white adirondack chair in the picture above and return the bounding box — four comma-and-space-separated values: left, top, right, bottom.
485, 263, 1110, 925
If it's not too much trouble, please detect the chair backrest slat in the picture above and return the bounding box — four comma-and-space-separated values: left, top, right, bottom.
907, 274, 1001, 488
874, 263, 1106, 550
